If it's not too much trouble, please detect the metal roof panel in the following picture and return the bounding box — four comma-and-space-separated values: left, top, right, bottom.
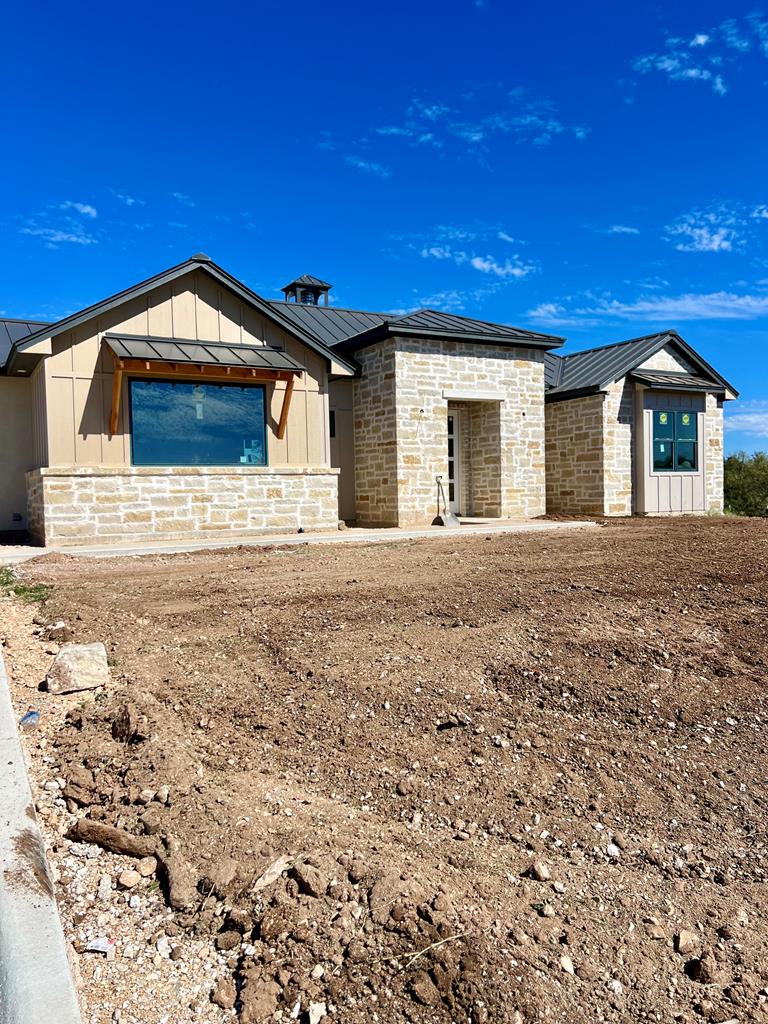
103, 334, 305, 373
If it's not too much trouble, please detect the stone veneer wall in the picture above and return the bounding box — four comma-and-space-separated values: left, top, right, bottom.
705, 393, 724, 512
26, 466, 339, 547
602, 379, 635, 516
352, 338, 545, 526
443, 401, 503, 517
352, 340, 399, 526
392, 339, 546, 526
545, 395, 605, 514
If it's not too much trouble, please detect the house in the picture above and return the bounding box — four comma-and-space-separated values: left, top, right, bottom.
0, 254, 737, 547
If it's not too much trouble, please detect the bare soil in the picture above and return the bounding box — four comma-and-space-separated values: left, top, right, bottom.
3, 516, 768, 1024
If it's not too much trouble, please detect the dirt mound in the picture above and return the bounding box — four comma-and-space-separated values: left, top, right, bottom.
5, 516, 768, 1023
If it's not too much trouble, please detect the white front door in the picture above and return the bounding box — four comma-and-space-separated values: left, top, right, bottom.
447, 412, 461, 514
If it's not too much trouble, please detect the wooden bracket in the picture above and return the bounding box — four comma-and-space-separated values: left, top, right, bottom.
277, 376, 295, 440
109, 362, 124, 436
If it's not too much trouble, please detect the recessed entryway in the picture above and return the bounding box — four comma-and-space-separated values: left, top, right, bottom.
447, 411, 462, 513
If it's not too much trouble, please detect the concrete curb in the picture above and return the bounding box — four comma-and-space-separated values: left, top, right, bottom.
0, 651, 82, 1024
1, 518, 597, 564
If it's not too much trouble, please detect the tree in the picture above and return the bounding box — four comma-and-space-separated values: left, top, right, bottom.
724, 451, 768, 517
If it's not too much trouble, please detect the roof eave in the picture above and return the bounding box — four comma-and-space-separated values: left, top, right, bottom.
545, 385, 605, 403
337, 323, 565, 352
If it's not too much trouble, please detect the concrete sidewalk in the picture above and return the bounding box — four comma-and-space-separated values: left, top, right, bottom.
0, 518, 596, 564
0, 652, 82, 1024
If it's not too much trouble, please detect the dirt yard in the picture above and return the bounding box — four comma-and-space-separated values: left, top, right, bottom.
2, 517, 767, 1024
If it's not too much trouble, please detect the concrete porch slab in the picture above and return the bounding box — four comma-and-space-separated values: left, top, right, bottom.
0, 519, 595, 564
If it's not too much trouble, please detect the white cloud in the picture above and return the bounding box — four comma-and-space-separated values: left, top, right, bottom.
607, 224, 640, 235
530, 290, 768, 324
725, 402, 768, 437
419, 243, 535, 279
371, 87, 587, 156
59, 201, 97, 218
497, 230, 517, 243
665, 206, 746, 252
171, 192, 195, 206
721, 19, 751, 51
469, 254, 532, 278
633, 16, 768, 95
752, 205, 768, 220
526, 302, 597, 328
21, 224, 97, 247
112, 191, 144, 207
344, 155, 392, 179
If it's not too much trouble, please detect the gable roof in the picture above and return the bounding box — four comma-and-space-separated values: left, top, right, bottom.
545, 330, 738, 401
4, 255, 357, 377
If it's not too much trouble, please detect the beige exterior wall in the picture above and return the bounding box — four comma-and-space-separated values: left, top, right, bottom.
36, 269, 331, 471
352, 337, 547, 527
545, 395, 605, 514
328, 378, 356, 521
0, 379, 35, 533
27, 466, 339, 547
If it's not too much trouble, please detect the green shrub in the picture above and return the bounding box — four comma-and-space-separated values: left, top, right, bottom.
724, 451, 768, 517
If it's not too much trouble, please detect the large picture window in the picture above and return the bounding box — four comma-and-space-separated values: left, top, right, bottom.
129, 379, 267, 466
652, 410, 698, 472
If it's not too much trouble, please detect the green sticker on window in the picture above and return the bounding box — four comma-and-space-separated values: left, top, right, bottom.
659, 412, 668, 424
682, 413, 690, 425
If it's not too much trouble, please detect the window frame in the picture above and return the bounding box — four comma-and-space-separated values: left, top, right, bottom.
128, 376, 269, 468
650, 408, 699, 475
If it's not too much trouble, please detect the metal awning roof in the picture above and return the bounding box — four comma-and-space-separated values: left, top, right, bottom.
629, 370, 725, 392
103, 334, 305, 373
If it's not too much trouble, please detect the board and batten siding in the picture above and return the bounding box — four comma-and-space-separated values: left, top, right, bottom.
328, 378, 356, 521
0, 379, 35, 531
636, 389, 707, 514
36, 269, 331, 470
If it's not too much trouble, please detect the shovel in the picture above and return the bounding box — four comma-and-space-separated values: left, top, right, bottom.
433, 475, 461, 528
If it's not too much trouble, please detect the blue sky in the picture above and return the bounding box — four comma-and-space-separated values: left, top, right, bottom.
1, 0, 767, 452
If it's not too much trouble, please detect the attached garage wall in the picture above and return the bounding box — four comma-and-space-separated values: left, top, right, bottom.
0, 379, 35, 533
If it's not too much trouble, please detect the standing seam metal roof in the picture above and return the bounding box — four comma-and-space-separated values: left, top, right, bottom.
0, 318, 52, 366
544, 330, 738, 400
103, 334, 305, 372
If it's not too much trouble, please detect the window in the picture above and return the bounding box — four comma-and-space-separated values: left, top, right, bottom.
652, 410, 698, 472
129, 379, 267, 466
329, 410, 336, 438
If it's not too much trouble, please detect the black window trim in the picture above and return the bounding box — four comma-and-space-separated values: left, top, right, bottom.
651, 408, 699, 475
127, 376, 269, 468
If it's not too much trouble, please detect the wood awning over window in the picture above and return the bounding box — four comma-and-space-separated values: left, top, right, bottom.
103, 333, 304, 439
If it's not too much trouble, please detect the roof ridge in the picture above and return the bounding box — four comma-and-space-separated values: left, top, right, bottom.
560, 329, 675, 361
